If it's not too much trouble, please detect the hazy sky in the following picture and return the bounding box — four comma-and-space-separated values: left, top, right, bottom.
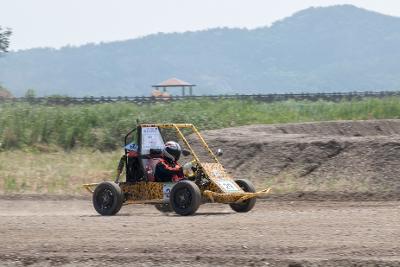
2, 0, 400, 51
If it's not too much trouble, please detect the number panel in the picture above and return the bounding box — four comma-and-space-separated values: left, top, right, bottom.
201, 163, 243, 193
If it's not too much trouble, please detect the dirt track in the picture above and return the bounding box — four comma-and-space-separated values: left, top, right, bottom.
1, 198, 400, 266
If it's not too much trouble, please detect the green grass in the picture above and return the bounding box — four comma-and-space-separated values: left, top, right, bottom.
0, 149, 120, 194
1, 97, 400, 151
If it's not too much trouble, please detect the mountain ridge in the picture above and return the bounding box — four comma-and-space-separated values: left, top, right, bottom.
1, 5, 400, 97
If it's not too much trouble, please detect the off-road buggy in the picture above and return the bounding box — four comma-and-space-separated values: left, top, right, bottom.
83, 124, 270, 216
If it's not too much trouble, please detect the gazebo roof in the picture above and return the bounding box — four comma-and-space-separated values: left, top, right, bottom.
152, 78, 195, 88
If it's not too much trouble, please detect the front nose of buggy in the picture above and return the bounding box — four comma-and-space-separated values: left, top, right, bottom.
202, 188, 271, 204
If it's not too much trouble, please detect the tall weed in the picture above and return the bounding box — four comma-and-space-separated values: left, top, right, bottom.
1, 98, 399, 150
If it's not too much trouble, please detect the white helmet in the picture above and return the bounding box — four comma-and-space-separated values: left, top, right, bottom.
163, 141, 182, 161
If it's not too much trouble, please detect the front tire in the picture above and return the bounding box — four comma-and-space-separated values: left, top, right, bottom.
93, 181, 123, 216
170, 180, 201, 216
230, 179, 256, 213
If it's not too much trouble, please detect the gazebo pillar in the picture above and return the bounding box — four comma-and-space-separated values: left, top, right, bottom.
182, 86, 185, 96
189, 86, 193, 96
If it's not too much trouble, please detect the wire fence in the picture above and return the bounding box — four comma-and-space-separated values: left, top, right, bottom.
1, 91, 399, 105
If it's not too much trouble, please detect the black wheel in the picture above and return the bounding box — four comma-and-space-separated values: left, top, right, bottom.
170, 180, 201, 216
93, 181, 123, 216
230, 179, 256, 213
155, 203, 173, 213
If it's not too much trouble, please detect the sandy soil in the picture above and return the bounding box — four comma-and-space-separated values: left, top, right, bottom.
1, 198, 400, 266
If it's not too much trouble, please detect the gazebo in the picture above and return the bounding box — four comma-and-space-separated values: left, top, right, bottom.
152, 78, 196, 96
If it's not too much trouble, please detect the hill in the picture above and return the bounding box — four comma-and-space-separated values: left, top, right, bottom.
1, 5, 400, 96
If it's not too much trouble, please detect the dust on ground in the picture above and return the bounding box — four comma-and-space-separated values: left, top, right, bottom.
0, 198, 399, 267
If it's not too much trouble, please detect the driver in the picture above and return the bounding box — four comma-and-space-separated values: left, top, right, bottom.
154, 141, 184, 182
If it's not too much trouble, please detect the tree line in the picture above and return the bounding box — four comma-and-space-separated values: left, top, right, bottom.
0, 26, 11, 54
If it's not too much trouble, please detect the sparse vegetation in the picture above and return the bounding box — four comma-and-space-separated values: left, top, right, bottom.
0, 149, 120, 194
1, 97, 400, 151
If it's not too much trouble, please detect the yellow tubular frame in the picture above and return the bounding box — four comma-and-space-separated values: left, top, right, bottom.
83, 183, 98, 193
143, 123, 220, 166
172, 125, 202, 164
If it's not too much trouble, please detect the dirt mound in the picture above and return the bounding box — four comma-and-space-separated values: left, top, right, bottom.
199, 119, 400, 194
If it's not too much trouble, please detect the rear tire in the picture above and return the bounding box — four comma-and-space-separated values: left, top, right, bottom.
229, 179, 256, 213
170, 180, 201, 216
93, 181, 123, 216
